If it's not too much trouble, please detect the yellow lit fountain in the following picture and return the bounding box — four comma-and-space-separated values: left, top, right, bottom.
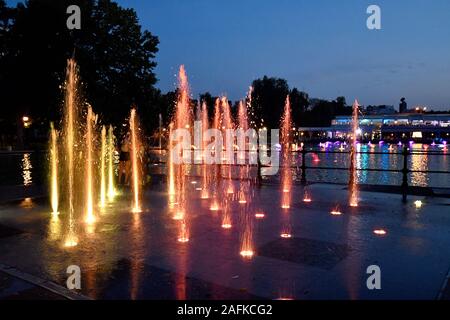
50, 122, 59, 216
99, 125, 107, 208
107, 125, 116, 202
62, 58, 80, 247
84, 105, 96, 225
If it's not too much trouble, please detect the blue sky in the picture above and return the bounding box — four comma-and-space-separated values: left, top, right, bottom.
7, 0, 450, 110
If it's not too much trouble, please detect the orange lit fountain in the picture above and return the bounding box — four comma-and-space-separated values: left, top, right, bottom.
200, 101, 210, 200
280, 96, 292, 238
130, 108, 142, 213
280, 96, 292, 210
237, 98, 254, 258
172, 66, 193, 242
221, 97, 235, 195
209, 98, 222, 211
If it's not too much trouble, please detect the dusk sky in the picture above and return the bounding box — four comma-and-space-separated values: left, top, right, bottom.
8, 0, 450, 110
119, 0, 450, 110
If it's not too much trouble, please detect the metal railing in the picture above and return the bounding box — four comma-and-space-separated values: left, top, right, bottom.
151, 146, 449, 202
292, 146, 448, 202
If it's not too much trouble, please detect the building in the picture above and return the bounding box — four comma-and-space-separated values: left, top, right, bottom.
329, 113, 450, 142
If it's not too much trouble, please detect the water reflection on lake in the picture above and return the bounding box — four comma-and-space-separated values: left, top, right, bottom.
0, 143, 448, 188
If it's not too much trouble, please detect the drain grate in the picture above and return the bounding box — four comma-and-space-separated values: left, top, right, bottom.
258, 237, 349, 270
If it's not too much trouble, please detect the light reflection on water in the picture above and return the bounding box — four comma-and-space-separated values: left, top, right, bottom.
159, 143, 448, 188
0, 144, 448, 188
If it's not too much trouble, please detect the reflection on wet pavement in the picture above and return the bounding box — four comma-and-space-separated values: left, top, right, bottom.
0, 183, 449, 299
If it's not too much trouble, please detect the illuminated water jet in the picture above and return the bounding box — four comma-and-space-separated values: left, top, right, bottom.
50, 122, 59, 216
62, 58, 79, 247
349, 100, 360, 208
99, 125, 107, 208
200, 101, 210, 200
107, 125, 116, 201
170, 66, 192, 224
168, 123, 176, 196
85, 106, 96, 225
130, 108, 142, 213
177, 221, 189, 243
280, 96, 292, 210
221, 97, 234, 195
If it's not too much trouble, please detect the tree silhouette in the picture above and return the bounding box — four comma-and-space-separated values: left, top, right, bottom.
0, 0, 159, 134
250, 76, 289, 129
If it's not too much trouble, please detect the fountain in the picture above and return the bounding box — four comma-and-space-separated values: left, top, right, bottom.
221, 96, 235, 195
200, 101, 210, 200
171, 66, 193, 243
130, 108, 142, 213
100, 125, 107, 208
168, 123, 176, 199
280, 96, 292, 210
279, 96, 293, 239
62, 58, 80, 247
50, 122, 59, 216
107, 125, 116, 202
85, 105, 96, 225
209, 98, 222, 211
349, 99, 359, 207
237, 98, 254, 259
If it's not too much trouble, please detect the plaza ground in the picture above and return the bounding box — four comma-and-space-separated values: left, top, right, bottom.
0, 182, 449, 300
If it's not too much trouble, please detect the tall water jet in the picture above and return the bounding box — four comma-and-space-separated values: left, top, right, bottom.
221, 96, 235, 195
85, 105, 96, 225
99, 125, 107, 208
209, 98, 222, 211
200, 101, 210, 199
349, 100, 359, 207
168, 123, 176, 196
237, 98, 254, 259
50, 122, 59, 216
172, 65, 192, 220
107, 125, 116, 201
63, 58, 79, 247
237, 100, 249, 204
280, 96, 292, 210
130, 108, 142, 213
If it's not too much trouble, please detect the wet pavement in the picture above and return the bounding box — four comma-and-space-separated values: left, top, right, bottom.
0, 182, 449, 300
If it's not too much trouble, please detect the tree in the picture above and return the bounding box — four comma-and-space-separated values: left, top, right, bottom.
289, 88, 309, 127
250, 76, 289, 129
0, 0, 159, 137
